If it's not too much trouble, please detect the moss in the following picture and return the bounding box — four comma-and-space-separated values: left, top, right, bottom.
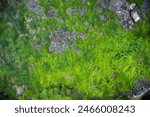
0, 0, 150, 100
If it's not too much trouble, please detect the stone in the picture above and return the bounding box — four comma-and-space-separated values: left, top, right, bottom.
129, 3, 141, 22
142, 0, 150, 17
131, 11, 140, 22
49, 29, 76, 53
131, 78, 150, 100
27, 0, 42, 15
132, 78, 150, 94
67, 8, 87, 17
103, 0, 141, 30
15, 85, 25, 96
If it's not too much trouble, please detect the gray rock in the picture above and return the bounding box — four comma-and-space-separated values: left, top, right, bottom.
82, 0, 88, 4
27, 0, 42, 15
131, 78, 150, 100
15, 85, 25, 96
132, 78, 150, 95
49, 29, 76, 53
131, 88, 150, 100
103, 0, 141, 30
48, 8, 57, 18
142, 0, 150, 17
67, 8, 87, 17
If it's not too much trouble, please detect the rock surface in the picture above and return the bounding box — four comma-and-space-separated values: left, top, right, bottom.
26, 0, 42, 15
49, 29, 77, 53
123, 78, 150, 100
142, 0, 150, 17
103, 0, 141, 30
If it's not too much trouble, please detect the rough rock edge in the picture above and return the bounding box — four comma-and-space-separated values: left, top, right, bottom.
125, 78, 150, 100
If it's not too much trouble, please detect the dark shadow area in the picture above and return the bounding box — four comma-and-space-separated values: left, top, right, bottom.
141, 90, 150, 100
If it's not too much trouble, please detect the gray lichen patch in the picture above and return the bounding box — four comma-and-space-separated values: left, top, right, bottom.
26, 0, 42, 16
67, 8, 87, 17
48, 7, 57, 18
49, 29, 77, 53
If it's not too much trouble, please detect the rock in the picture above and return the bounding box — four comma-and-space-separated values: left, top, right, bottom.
48, 8, 57, 18
142, 0, 150, 17
131, 11, 140, 22
129, 3, 141, 22
103, 0, 141, 30
67, 8, 87, 17
15, 85, 25, 96
48, 28, 87, 53
131, 88, 150, 100
132, 78, 150, 94
103, 0, 110, 8
131, 78, 150, 100
82, 0, 88, 4
49, 29, 76, 53
26, 0, 42, 15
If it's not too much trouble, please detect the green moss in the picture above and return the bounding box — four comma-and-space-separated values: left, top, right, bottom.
0, 0, 150, 100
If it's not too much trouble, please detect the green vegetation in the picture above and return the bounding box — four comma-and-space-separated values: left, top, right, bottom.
0, 0, 150, 99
